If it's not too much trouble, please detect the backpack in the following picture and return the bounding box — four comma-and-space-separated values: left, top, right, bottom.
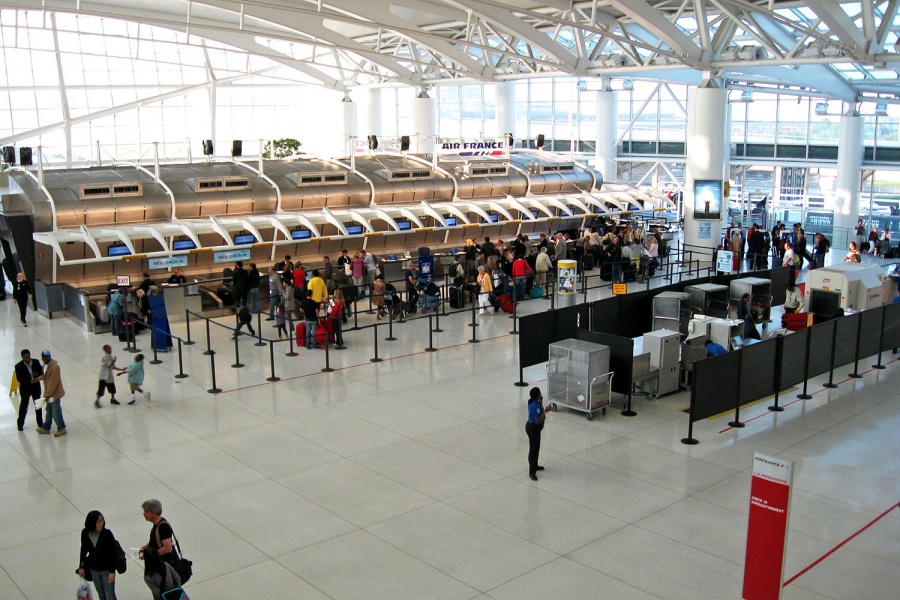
238, 308, 252, 323
451, 262, 464, 280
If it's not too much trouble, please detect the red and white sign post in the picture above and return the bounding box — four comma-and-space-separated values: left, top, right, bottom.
742, 453, 793, 600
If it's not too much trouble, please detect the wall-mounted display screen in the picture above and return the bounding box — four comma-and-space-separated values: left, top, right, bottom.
693, 179, 723, 219
397, 221, 412, 231
346, 224, 363, 235
485, 214, 500, 223
444, 216, 457, 226
234, 233, 256, 245
107, 244, 132, 257
291, 229, 311, 240
172, 239, 196, 251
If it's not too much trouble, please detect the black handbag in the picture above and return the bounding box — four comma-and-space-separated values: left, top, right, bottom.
115, 540, 127, 574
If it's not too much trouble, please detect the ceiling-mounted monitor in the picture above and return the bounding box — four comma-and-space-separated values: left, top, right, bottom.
107, 244, 132, 257
291, 229, 311, 240
234, 233, 255, 245
172, 239, 196, 251
346, 224, 363, 235
444, 216, 457, 226
397, 221, 412, 231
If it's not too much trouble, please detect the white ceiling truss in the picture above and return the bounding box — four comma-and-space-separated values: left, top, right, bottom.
0, 1, 898, 104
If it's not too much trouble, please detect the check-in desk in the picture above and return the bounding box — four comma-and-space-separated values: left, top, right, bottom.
160, 283, 202, 322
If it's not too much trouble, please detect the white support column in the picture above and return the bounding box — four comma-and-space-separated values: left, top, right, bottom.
342, 94, 358, 156
595, 88, 618, 184
367, 88, 382, 137
495, 81, 516, 143
412, 88, 435, 155
833, 110, 863, 235
684, 86, 728, 252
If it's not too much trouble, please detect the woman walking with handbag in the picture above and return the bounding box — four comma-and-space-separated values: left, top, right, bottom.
77, 510, 122, 600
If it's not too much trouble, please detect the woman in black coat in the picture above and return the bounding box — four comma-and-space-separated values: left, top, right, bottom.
78, 510, 120, 600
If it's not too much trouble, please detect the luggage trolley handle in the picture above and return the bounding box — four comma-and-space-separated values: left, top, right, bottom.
589, 371, 614, 411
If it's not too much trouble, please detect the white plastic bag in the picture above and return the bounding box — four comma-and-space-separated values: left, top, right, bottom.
77, 578, 94, 600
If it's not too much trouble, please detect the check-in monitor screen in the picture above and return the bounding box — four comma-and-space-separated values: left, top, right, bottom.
107, 244, 131, 257
234, 233, 256, 245
346, 224, 364, 235
172, 239, 196, 251
291, 229, 311, 240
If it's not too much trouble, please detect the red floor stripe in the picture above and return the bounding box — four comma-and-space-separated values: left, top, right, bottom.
783, 500, 900, 587
717, 357, 899, 433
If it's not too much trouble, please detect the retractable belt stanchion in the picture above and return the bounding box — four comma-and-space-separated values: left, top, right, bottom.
267, 341, 281, 381
797, 327, 813, 399
285, 325, 298, 357
768, 334, 785, 412
386, 305, 396, 341
128, 320, 139, 353
872, 307, 887, 369
426, 315, 437, 352
150, 326, 162, 364
255, 312, 265, 347
183, 310, 195, 345
509, 298, 519, 335
322, 334, 335, 372
728, 356, 745, 428
204, 318, 214, 356
207, 351, 222, 394
515, 362, 528, 387
823, 321, 839, 389
232, 332, 244, 368
432, 302, 443, 333
849, 313, 864, 378
370, 323, 383, 363
174, 339, 188, 379
469, 292, 478, 328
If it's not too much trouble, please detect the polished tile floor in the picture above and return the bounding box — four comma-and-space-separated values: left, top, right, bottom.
1, 260, 898, 600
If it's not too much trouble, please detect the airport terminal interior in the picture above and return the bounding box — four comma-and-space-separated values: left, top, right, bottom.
2, 1, 900, 599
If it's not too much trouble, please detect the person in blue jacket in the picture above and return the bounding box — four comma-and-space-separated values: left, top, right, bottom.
705, 339, 728, 356
525, 387, 555, 481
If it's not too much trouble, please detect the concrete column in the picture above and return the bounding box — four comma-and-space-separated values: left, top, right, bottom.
367, 88, 382, 137
411, 89, 435, 154
595, 89, 618, 184
684, 86, 728, 252
833, 111, 863, 235
495, 81, 515, 143
342, 94, 358, 156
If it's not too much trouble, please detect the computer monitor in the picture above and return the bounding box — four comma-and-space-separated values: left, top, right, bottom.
444, 216, 457, 226
397, 221, 412, 231
172, 239, 196, 251
107, 244, 131, 257
693, 179, 723, 219
346, 224, 363, 235
731, 335, 743, 349
291, 229, 311, 240
234, 233, 255, 245
491, 213, 500, 223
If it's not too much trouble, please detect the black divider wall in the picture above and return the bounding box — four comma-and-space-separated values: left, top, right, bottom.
691, 352, 740, 422
617, 290, 653, 338
858, 306, 883, 358
881, 302, 900, 353
518, 312, 555, 367
739, 337, 778, 406
780, 329, 809, 388
807, 320, 836, 378
556, 304, 591, 342
591, 298, 620, 336
834, 312, 861, 368
576, 330, 635, 396
769, 267, 791, 306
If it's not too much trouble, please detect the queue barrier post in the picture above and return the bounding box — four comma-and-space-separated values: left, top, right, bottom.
149, 326, 162, 364
432, 303, 443, 333
267, 341, 281, 382
204, 318, 214, 356
768, 334, 785, 412
207, 351, 222, 394
426, 315, 437, 352
174, 338, 188, 379
321, 332, 335, 372
514, 364, 528, 387
255, 312, 265, 347
822, 321, 839, 389
386, 303, 396, 341
183, 310, 195, 345
370, 323, 383, 362
873, 306, 887, 369
232, 331, 244, 368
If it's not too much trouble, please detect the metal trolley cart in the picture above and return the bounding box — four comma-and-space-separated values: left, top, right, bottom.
546, 339, 614, 420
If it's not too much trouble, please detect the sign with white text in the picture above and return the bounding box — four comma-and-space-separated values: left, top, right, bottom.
213, 249, 251, 264
148, 255, 189, 270
742, 453, 793, 600
116, 275, 131, 287
717, 250, 734, 273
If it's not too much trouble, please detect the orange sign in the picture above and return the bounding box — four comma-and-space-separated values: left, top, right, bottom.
613, 283, 627, 295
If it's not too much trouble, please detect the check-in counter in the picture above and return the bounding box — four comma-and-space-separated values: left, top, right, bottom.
160, 283, 202, 322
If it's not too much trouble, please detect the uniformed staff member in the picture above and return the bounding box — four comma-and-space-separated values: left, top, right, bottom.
14, 272, 32, 327
525, 387, 554, 481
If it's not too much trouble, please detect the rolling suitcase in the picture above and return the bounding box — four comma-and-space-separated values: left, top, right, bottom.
217, 286, 234, 306
782, 312, 808, 331
495, 293, 514, 313
600, 261, 613, 281
449, 285, 464, 308
582, 253, 594, 271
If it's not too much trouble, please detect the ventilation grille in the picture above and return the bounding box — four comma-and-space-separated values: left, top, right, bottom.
457, 162, 509, 177
531, 163, 576, 174
78, 182, 144, 200
287, 172, 348, 186
377, 168, 433, 181
191, 176, 250, 193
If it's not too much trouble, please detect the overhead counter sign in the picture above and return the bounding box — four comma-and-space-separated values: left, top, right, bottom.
214, 249, 251, 263
437, 137, 508, 157
149, 256, 189, 270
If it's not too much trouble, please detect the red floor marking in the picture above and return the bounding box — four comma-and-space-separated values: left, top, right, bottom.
717, 357, 899, 433
783, 500, 900, 587
215, 334, 510, 395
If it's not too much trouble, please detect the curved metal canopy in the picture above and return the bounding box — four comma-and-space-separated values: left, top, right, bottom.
1, 0, 898, 104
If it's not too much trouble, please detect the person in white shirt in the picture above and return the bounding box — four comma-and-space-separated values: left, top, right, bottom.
784, 283, 802, 313
782, 241, 795, 268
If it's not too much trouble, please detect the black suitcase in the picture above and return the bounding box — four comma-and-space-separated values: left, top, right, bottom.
449, 286, 464, 309
582, 254, 594, 271
600, 261, 613, 281
217, 287, 234, 306
340, 284, 359, 303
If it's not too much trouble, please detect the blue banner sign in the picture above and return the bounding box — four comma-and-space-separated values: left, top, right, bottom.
214, 249, 251, 263
148, 255, 189, 270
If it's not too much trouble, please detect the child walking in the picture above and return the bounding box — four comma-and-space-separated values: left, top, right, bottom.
118, 353, 149, 404
275, 304, 288, 340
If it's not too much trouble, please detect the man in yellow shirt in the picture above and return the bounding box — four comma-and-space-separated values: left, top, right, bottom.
307, 270, 329, 303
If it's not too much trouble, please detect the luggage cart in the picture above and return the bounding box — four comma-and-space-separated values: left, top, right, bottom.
546, 339, 613, 420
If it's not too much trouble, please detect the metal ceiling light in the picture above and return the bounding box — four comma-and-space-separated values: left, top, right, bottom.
814, 102, 829, 115
875, 102, 888, 116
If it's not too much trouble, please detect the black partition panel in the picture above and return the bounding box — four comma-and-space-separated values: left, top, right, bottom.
576, 330, 635, 396
739, 338, 778, 406
858, 306, 883, 359
691, 352, 740, 422
591, 298, 620, 335
769, 267, 790, 306
617, 290, 653, 338
807, 320, 836, 378
556, 304, 591, 342
834, 312, 861, 368
519, 311, 555, 367
780, 329, 809, 388
882, 302, 900, 353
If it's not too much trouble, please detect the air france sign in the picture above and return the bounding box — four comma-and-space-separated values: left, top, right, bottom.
214, 249, 251, 263
148, 255, 189, 270
437, 137, 508, 157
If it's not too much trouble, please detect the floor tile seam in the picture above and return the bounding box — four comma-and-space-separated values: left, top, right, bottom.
630, 520, 746, 568
799, 419, 900, 452
0, 561, 29, 600
780, 448, 900, 485
5, 424, 133, 478
617, 432, 746, 475
560, 546, 671, 600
